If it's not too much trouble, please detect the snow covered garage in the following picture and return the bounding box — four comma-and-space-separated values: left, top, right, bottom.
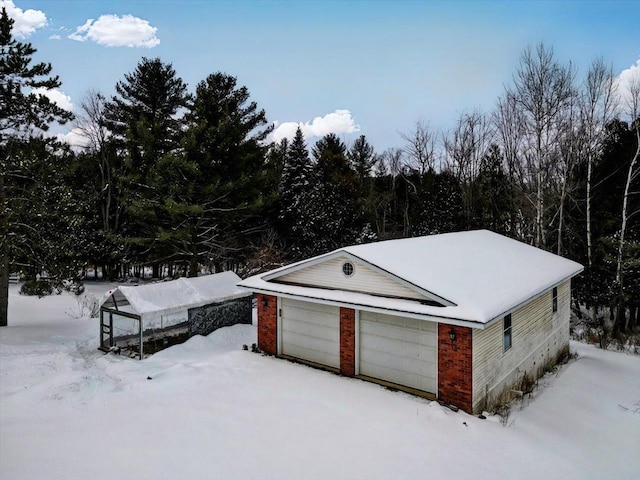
100, 271, 251, 358
239, 230, 583, 414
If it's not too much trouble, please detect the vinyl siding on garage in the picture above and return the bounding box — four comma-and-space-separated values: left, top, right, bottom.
277, 257, 427, 301
471, 280, 571, 413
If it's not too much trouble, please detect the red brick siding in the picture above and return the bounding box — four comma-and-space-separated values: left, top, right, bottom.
340, 308, 356, 376
257, 294, 277, 355
438, 323, 473, 413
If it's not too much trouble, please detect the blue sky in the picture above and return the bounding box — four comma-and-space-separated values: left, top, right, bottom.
3, 0, 639, 151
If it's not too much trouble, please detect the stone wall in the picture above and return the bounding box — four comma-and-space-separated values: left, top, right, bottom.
188, 296, 252, 337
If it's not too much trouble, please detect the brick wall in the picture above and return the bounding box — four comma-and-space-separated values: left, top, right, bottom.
438, 323, 473, 413
257, 294, 277, 355
340, 307, 356, 376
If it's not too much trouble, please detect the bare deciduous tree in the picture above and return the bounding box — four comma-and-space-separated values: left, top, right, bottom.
400, 120, 438, 175
494, 91, 527, 239
508, 43, 575, 248
553, 89, 580, 256
75, 90, 122, 234
444, 109, 495, 228
580, 59, 617, 267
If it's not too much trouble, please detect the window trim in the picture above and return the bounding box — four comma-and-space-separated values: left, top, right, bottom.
552, 286, 558, 313
503, 314, 512, 352
342, 261, 355, 277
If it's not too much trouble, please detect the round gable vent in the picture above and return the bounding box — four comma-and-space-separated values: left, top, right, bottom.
342, 261, 355, 277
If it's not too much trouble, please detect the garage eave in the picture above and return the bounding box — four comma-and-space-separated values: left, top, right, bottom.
244, 285, 487, 330
261, 250, 456, 307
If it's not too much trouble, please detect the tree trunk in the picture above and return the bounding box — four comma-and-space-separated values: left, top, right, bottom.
614, 125, 639, 335
557, 181, 566, 255
0, 257, 8, 327
586, 152, 593, 267
189, 254, 198, 278
628, 306, 638, 330
536, 170, 544, 248
614, 306, 626, 336
0, 171, 8, 327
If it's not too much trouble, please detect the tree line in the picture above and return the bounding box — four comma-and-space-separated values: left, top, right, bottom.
1, 8, 638, 339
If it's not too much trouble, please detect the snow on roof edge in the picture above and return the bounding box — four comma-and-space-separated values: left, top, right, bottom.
239, 230, 584, 324
239, 278, 485, 328
101, 272, 251, 319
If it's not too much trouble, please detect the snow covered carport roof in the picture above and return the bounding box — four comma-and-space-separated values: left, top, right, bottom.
100, 271, 251, 322
239, 230, 583, 328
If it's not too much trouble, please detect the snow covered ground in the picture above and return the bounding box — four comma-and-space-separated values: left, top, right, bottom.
1, 283, 639, 480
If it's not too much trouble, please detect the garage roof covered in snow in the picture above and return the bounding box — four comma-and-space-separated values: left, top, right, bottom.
101, 271, 251, 321
238, 230, 583, 328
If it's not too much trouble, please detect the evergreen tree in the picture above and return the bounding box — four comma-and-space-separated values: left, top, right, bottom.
421, 171, 464, 235
104, 57, 188, 176
0, 7, 74, 326
348, 135, 379, 236
348, 134, 376, 182
298, 133, 360, 255
573, 118, 640, 333
279, 127, 314, 256
75, 91, 127, 279
164, 72, 272, 275
103, 58, 189, 275
473, 145, 514, 235
259, 137, 287, 257
313, 133, 354, 186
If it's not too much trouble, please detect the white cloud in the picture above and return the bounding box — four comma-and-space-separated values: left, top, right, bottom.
0, 0, 46, 37
68, 14, 159, 48
56, 128, 90, 151
617, 57, 640, 117
32, 87, 74, 112
49, 34, 61, 40
270, 109, 360, 143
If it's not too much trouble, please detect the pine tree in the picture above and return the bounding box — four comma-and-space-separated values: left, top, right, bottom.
103, 58, 189, 275
1, 7, 73, 326
473, 145, 514, 234
348, 135, 378, 239
295, 133, 360, 255
279, 127, 315, 255
418, 171, 464, 235
104, 58, 188, 176
313, 133, 354, 186
167, 72, 272, 275
348, 134, 376, 182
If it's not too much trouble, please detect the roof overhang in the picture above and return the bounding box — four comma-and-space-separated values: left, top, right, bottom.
263, 250, 456, 307
482, 270, 583, 328
240, 280, 487, 329
240, 268, 583, 330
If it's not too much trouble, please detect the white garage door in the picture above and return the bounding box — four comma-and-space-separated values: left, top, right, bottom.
360, 311, 437, 394
281, 299, 340, 368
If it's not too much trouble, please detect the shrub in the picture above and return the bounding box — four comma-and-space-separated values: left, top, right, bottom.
66, 292, 100, 318
20, 280, 54, 298
63, 280, 85, 296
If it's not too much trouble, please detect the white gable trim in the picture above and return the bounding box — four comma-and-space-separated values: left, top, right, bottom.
249, 286, 484, 330
263, 250, 456, 307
